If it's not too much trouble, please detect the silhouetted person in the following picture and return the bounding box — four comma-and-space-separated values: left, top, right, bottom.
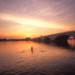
31, 46, 33, 54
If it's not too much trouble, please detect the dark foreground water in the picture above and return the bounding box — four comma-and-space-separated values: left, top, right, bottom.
0, 40, 75, 75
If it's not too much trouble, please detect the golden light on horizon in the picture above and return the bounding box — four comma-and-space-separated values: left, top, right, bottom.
0, 14, 74, 39
0, 0, 74, 39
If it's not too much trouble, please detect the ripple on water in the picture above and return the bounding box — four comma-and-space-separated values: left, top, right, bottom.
0, 41, 75, 75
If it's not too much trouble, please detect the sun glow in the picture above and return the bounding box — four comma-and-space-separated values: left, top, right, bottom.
0, 13, 73, 39
0, 0, 74, 39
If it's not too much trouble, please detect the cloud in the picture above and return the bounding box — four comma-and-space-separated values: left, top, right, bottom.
0, 13, 72, 30
0, 0, 75, 38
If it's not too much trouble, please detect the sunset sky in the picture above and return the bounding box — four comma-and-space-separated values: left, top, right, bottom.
0, 0, 75, 39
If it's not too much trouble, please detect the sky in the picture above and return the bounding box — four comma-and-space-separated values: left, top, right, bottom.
0, 0, 75, 39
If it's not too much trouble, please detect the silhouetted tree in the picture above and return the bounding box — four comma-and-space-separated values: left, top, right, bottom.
43, 37, 51, 43
25, 38, 31, 41
37, 38, 42, 42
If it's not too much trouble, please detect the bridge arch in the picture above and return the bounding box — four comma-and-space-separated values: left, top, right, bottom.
54, 35, 70, 45
43, 37, 51, 43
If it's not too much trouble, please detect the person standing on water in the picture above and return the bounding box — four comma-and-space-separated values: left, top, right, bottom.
31, 46, 33, 54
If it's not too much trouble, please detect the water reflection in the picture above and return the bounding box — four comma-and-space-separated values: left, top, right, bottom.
68, 37, 75, 48
0, 41, 75, 75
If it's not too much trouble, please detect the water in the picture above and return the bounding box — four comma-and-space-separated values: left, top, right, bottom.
0, 40, 75, 75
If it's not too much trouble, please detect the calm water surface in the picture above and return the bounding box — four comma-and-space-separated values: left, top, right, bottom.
0, 40, 75, 75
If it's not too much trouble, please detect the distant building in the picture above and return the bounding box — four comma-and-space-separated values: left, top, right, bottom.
0, 38, 6, 41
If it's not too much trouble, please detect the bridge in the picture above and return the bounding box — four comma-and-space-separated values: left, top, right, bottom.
32, 31, 75, 44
